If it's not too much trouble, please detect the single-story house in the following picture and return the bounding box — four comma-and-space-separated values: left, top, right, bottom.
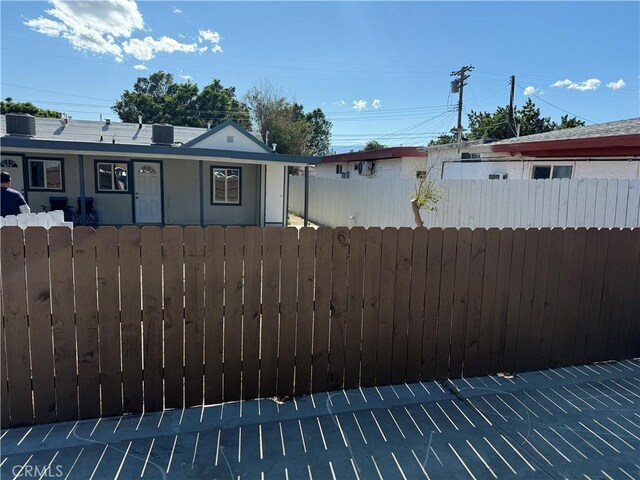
316, 147, 429, 180
442, 117, 640, 180
1, 114, 318, 226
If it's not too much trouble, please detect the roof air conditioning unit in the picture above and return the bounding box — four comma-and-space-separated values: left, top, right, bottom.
5, 113, 36, 136
357, 160, 372, 176
152, 124, 174, 145
488, 173, 508, 180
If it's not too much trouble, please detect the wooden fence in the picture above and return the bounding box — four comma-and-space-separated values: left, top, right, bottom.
1, 226, 639, 427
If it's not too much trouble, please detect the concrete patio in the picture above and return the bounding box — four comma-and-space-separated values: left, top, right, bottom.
2, 359, 639, 479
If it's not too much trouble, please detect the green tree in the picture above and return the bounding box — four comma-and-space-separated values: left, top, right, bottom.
1, 97, 61, 118
244, 82, 332, 156
467, 99, 583, 140
112, 71, 250, 129
362, 140, 386, 151
427, 129, 465, 146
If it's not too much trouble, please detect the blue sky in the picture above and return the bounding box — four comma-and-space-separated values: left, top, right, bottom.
1, 1, 638, 150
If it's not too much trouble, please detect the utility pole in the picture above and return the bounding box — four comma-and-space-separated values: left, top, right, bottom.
450, 65, 474, 142
507, 75, 516, 138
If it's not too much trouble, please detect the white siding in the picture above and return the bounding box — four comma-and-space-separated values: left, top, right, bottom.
187, 125, 268, 153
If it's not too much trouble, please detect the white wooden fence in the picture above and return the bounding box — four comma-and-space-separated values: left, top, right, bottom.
0, 211, 73, 229
289, 177, 640, 228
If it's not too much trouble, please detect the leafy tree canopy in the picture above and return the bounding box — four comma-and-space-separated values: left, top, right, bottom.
362, 140, 386, 151
1, 97, 61, 118
467, 99, 585, 141
428, 129, 467, 146
112, 71, 251, 129
244, 82, 332, 156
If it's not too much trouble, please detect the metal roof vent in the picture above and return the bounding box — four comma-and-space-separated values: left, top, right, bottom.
152, 124, 174, 145
5, 113, 36, 136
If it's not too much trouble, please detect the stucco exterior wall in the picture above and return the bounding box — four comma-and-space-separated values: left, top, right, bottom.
163, 159, 200, 225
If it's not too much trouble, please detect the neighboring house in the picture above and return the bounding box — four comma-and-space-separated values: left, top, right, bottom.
1, 114, 318, 226
442, 117, 640, 180
316, 147, 429, 180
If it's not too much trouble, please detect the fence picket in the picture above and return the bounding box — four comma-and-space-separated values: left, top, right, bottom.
0, 280, 8, 428
514, 229, 539, 372
141, 227, 163, 412
119, 227, 143, 414
391, 227, 413, 384
25, 227, 57, 423
502, 229, 526, 372
377, 228, 398, 385
406, 228, 428, 383
345, 227, 366, 389
224, 227, 244, 402
243, 227, 262, 400
278, 228, 298, 397
261, 227, 280, 398
204, 227, 224, 404
312, 227, 333, 393
295, 228, 316, 395
489, 229, 514, 373
162, 226, 184, 409
435, 228, 457, 379
49, 227, 78, 421
463, 229, 486, 378
526, 229, 551, 371
361, 228, 382, 387
476, 228, 500, 376
328, 227, 349, 390
96, 227, 123, 416
422, 228, 442, 380
561, 228, 587, 366
550, 229, 576, 367
449, 228, 472, 378
184, 227, 205, 406
72, 227, 99, 420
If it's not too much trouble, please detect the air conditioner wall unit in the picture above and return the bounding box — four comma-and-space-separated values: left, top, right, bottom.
357, 160, 373, 176
341, 171, 350, 179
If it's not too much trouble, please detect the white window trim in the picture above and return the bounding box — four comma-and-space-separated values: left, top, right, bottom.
212, 167, 241, 205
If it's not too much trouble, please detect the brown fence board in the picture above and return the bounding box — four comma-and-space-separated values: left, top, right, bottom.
204, 227, 224, 404
278, 228, 298, 397
0, 281, 8, 428
312, 227, 333, 393
406, 228, 428, 383
572, 229, 598, 364
476, 228, 500, 376
71, 227, 99, 420
141, 227, 163, 412
450, 228, 472, 378
96, 227, 123, 416
605, 229, 628, 360
162, 227, 184, 409
185, 227, 205, 406
119, 227, 143, 414
550, 229, 576, 367
502, 229, 527, 373
622, 230, 640, 358
377, 228, 398, 385
526, 229, 552, 371
361, 228, 382, 387
537, 229, 564, 369
295, 228, 316, 395
224, 227, 244, 402
328, 227, 349, 390
561, 228, 587, 366
435, 228, 457, 379
49, 227, 78, 422
422, 228, 442, 381
345, 227, 366, 389
243, 227, 262, 400
261, 227, 280, 398
1, 227, 32, 425
463, 229, 486, 378
391, 228, 413, 384
582, 230, 610, 364
514, 229, 539, 372
25, 227, 56, 423
489, 229, 514, 373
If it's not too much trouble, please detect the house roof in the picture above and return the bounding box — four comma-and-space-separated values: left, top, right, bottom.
182, 119, 271, 152
321, 146, 427, 164
486, 117, 640, 158
0, 115, 318, 165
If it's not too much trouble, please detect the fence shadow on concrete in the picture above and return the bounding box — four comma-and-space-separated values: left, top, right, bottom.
1, 225, 638, 427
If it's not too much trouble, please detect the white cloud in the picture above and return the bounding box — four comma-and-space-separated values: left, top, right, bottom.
352, 100, 367, 111
133, 64, 147, 70
333, 99, 346, 106
198, 46, 209, 53
523, 86, 537, 96
552, 78, 601, 91
371, 99, 381, 109
606, 79, 626, 90
180, 74, 192, 81
122, 36, 198, 61
24, 0, 223, 62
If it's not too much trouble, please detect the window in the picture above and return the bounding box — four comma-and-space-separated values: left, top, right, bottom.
96, 162, 129, 192
28, 159, 62, 190
532, 165, 573, 179
416, 171, 427, 179
211, 167, 241, 204
1, 159, 18, 168
335, 165, 343, 174
461, 152, 481, 160
354, 164, 358, 171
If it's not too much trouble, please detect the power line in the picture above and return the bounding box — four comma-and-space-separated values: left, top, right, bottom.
514, 82, 596, 124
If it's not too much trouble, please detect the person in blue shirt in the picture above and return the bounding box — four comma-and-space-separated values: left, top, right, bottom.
1, 171, 30, 216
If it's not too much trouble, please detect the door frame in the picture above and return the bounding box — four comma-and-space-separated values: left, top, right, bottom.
1, 153, 28, 201
131, 159, 164, 224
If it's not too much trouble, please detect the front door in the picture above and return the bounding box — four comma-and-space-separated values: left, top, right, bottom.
134, 162, 162, 223
1, 155, 25, 194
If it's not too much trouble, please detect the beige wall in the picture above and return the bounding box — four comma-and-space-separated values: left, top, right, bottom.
163, 159, 200, 225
